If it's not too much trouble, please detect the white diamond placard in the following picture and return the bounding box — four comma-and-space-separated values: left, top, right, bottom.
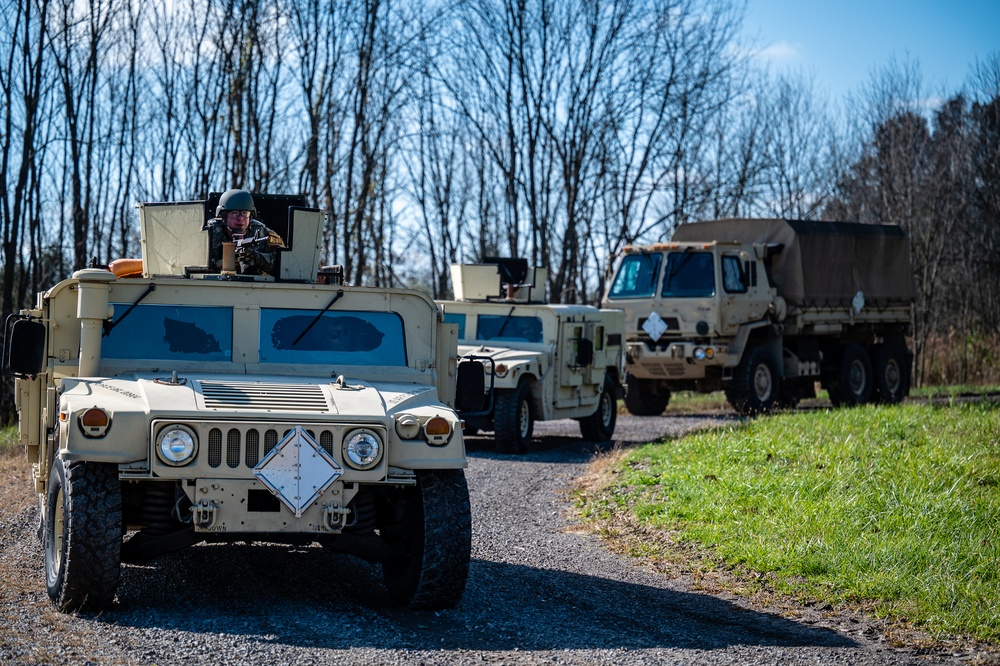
642, 311, 668, 342
253, 426, 343, 517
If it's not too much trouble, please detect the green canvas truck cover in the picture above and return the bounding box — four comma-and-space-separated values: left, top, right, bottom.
670, 218, 915, 308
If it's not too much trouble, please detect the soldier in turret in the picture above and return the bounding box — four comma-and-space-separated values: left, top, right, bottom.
204, 188, 285, 275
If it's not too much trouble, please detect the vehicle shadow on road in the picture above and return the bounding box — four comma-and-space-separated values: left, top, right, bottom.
103, 546, 857, 653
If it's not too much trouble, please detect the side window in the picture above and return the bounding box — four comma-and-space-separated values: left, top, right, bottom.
722, 255, 747, 294
443, 313, 466, 340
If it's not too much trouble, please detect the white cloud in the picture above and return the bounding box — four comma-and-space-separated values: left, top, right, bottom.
754, 41, 802, 64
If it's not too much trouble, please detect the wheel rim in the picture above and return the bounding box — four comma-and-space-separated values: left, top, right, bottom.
518, 399, 530, 438
600, 392, 613, 427
52, 486, 65, 574
753, 363, 773, 401
883, 359, 901, 394
848, 359, 867, 395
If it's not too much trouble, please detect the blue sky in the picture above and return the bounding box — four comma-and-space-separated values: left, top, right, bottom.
742, 0, 1000, 103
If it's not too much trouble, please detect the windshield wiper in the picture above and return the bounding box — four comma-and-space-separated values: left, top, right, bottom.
293, 289, 344, 346
664, 248, 696, 291
103, 284, 156, 337
494, 306, 517, 338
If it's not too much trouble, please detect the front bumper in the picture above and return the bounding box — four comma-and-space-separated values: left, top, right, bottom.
625, 340, 730, 380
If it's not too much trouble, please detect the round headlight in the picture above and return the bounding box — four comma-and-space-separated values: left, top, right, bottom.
157, 426, 197, 466
344, 430, 382, 470
693, 347, 706, 360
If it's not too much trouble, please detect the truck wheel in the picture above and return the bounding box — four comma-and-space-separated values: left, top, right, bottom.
725, 345, 780, 416
578, 375, 618, 441
833, 343, 873, 406
872, 341, 907, 404
381, 469, 471, 610
494, 379, 533, 453
623, 376, 670, 416
45, 459, 122, 612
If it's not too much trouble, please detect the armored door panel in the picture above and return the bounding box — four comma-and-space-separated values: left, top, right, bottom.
140, 202, 209, 276
280, 208, 324, 282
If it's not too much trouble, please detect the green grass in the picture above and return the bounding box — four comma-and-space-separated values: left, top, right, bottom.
0, 426, 17, 454
578, 401, 1000, 642
910, 384, 1000, 399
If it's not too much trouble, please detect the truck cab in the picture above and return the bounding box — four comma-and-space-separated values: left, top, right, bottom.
603, 219, 914, 416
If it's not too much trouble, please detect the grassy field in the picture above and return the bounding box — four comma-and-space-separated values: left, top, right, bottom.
577, 401, 1000, 644
0, 425, 16, 454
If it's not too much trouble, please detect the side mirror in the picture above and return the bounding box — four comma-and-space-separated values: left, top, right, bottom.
455, 360, 487, 413
3, 316, 46, 378
575, 338, 594, 367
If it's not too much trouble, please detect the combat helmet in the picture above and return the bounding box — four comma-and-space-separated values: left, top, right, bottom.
216, 188, 256, 218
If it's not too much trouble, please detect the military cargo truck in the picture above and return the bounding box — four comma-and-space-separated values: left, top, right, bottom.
438, 259, 625, 453
2, 195, 478, 612
602, 219, 914, 416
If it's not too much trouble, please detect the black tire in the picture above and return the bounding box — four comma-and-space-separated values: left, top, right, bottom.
493, 379, 533, 453
380, 469, 472, 610
578, 375, 618, 441
623, 376, 670, 416
832, 343, 873, 406
45, 459, 122, 612
871, 340, 907, 404
725, 344, 780, 416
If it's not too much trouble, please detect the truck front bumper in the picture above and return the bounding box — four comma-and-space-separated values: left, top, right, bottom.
625, 341, 731, 380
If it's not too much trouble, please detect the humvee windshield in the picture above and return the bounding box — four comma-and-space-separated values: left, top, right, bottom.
103, 303, 407, 366
260, 308, 406, 365
607, 253, 663, 299
476, 314, 543, 343
661, 251, 715, 298
104, 304, 233, 361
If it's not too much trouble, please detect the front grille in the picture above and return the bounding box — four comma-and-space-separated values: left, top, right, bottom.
199, 380, 330, 412
202, 424, 354, 470
646, 362, 686, 377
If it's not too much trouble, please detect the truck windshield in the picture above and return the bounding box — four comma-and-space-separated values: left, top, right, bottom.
103, 304, 233, 361
259, 308, 407, 365
607, 253, 663, 299
661, 251, 715, 298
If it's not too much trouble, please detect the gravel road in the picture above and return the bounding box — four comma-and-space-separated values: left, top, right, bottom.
0, 415, 982, 665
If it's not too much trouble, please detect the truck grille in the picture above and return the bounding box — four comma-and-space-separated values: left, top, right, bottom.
199, 380, 331, 413
646, 361, 686, 377
206, 425, 338, 469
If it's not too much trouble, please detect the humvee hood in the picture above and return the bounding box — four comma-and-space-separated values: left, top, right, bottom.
457, 344, 543, 366
60, 374, 441, 419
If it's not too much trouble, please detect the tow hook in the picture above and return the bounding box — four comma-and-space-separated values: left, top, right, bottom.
192, 500, 219, 529
322, 504, 351, 532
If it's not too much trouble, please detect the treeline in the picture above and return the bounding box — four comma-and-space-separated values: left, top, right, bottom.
1, 0, 998, 411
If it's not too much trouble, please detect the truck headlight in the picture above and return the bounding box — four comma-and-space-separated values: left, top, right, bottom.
693, 347, 706, 360
157, 425, 198, 466
344, 430, 382, 469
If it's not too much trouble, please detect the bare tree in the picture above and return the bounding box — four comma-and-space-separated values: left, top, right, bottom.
760, 72, 838, 219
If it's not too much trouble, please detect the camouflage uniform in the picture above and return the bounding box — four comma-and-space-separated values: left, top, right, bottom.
204, 218, 285, 275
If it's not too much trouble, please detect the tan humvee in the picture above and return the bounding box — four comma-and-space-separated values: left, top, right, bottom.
438, 260, 625, 453
3, 195, 478, 612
